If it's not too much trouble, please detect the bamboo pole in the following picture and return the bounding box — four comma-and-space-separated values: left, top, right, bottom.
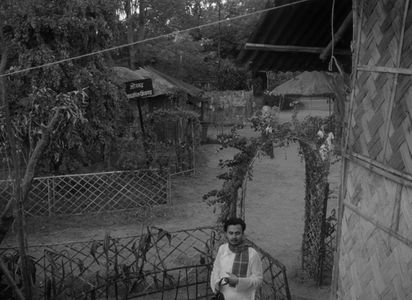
331, 0, 364, 297
320, 13, 353, 60
346, 152, 412, 187
343, 201, 412, 248
244, 43, 351, 55
357, 65, 412, 75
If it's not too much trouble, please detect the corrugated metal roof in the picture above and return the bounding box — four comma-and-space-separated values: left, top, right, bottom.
237, 0, 352, 72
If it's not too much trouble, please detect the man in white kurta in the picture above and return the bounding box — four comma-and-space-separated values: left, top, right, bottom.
210, 218, 263, 300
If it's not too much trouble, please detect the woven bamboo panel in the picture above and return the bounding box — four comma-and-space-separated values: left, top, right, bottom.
338, 161, 412, 299
0, 169, 169, 217
349, 0, 408, 165
383, 73, 412, 173
359, 0, 403, 67
345, 163, 397, 228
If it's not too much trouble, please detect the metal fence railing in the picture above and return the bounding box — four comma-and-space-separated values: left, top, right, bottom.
0, 227, 291, 300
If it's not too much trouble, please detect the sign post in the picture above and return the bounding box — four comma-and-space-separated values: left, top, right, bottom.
125, 79, 153, 136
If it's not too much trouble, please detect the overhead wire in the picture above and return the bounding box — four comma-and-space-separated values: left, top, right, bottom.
0, 0, 313, 78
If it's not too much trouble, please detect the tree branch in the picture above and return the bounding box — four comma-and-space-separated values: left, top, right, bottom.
0, 106, 64, 242
0, 258, 26, 300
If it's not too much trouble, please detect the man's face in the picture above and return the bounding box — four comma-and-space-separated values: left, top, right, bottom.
226, 224, 244, 246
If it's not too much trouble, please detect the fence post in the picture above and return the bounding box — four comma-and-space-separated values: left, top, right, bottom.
47, 178, 52, 216
51, 177, 55, 216
191, 120, 196, 175
167, 172, 172, 205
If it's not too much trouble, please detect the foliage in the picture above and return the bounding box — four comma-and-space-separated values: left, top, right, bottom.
42, 226, 172, 299
216, 59, 250, 90
1, 0, 125, 175
116, 0, 267, 85
202, 116, 278, 223
0, 252, 38, 299
204, 109, 338, 225
145, 109, 201, 172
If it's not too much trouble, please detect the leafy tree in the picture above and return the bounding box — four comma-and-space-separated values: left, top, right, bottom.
117, 0, 269, 87
0, 0, 127, 245
1, 0, 125, 175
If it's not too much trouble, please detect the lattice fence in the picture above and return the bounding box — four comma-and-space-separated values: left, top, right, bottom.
0, 169, 170, 217
0, 227, 291, 300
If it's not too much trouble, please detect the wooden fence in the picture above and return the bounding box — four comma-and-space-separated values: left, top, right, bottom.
0, 169, 170, 217
0, 227, 291, 300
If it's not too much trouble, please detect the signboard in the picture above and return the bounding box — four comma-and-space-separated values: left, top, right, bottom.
125, 79, 153, 99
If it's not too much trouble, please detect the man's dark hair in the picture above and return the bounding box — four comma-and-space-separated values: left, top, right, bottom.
224, 218, 246, 232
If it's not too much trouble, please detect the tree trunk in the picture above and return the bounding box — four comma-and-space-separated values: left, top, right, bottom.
0, 107, 64, 244
124, 0, 136, 68
0, 37, 33, 299
0, 27, 14, 244
136, 0, 146, 67
230, 185, 238, 218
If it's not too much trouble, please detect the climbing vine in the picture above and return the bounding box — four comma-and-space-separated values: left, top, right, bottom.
203, 108, 338, 225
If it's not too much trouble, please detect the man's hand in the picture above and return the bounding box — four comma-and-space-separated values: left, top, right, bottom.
215, 277, 228, 291
225, 272, 239, 287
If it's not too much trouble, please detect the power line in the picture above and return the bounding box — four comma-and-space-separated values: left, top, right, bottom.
0, 0, 312, 78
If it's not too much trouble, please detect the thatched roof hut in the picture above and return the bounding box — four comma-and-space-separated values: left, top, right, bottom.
268, 71, 346, 112
112, 66, 205, 117
269, 71, 344, 97
333, 1, 412, 299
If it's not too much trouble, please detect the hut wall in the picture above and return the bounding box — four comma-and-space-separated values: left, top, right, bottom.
335, 1, 412, 299
296, 96, 332, 111
203, 90, 254, 125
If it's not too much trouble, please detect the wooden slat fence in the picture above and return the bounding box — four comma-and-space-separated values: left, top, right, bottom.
0, 169, 170, 217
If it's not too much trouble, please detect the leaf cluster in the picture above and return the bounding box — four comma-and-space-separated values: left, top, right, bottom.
43, 226, 173, 298
1, 0, 128, 175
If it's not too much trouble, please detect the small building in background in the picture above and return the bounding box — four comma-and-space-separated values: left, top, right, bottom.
268, 71, 346, 115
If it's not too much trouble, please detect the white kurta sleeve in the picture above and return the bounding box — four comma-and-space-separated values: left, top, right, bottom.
236, 249, 263, 292
210, 245, 223, 293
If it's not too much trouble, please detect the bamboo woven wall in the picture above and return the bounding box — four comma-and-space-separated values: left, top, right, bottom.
335, 0, 412, 299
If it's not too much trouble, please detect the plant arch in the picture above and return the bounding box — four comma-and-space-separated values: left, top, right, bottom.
203, 110, 338, 283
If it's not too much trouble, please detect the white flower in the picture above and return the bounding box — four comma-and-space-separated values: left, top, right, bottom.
317, 130, 324, 139
326, 132, 334, 149
265, 126, 273, 134
319, 144, 328, 161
